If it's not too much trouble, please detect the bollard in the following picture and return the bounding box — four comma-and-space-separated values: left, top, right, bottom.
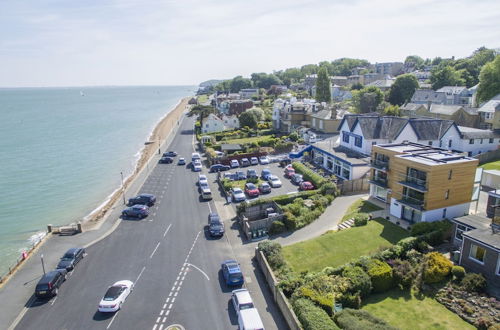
47, 224, 53, 233
77, 222, 83, 233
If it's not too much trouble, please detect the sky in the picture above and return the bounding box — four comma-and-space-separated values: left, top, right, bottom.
0, 0, 499, 87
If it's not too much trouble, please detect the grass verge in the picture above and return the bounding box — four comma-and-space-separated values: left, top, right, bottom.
342, 199, 383, 222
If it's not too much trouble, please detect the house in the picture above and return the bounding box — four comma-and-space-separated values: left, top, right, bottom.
402, 103, 479, 128
400, 103, 428, 116
482, 171, 500, 190
268, 85, 288, 95
308, 109, 342, 134
370, 142, 478, 223
487, 190, 500, 218
331, 76, 348, 86
188, 97, 198, 105
362, 73, 384, 85
201, 114, 225, 133
451, 212, 500, 287
477, 94, 500, 130
440, 125, 500, 156
228, 100, 254, 115
366, 78, 395, 91
222, 115, 240, 130
331, 85, 352, 102
304, 74, 317, 90
347, 75, 362, 85
274, 98, 318, 133
410, 86, 472, 106
239, 89, 259, 99
375, 62, 404, 76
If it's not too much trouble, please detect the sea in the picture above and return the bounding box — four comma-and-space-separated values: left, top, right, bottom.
0, 85, 196, 275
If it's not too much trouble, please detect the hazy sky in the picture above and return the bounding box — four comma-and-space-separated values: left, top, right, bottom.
1, 0, 499, 87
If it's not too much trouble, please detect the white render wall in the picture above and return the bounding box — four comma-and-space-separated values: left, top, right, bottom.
439, 126, 499, 155
390, 198, 470, 222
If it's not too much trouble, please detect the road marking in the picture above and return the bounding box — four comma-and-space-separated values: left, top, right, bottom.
163, 224, 172, 237
7, 295, 36, 330
50, 296, 57, 306
163, 303, 167, 308
158, 325, 163, 330
169, 304, 173, 309
159, 310, 164, 316
171, 297, 176, 303
153, 325, 158, 330
184, 262, 210, 281
106, 311, 119, 329
150, 242, 161, 259
207, 201, 212, 213
156, 317, 161, 323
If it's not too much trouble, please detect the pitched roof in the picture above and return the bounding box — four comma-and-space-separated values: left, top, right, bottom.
366, 79, 395, 88
408, 119, 454, 140
411, 89, 447, 103
310, 109, 335, 120
436, 86, 468, 94
429, 104, 465, 115
457, 126, 500, 139
355, 116, 408, 139
400, 103, 426, 111
478, 94, 500, 113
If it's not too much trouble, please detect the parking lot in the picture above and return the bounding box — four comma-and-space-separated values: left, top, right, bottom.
206, 161, 300, 202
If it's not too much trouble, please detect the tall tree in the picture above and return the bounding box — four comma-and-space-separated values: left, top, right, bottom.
388, 74, 419, 106
229, 76, 252, 93
315, 67, 331, 103
430, 66, 465, 90
238, 111, 258, 129
404, 55, 425, 70
352, 86, 384, 113
476, 55, 500, 104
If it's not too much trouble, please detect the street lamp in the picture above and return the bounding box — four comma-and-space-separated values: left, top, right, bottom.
158, 137, 161, 155
41, 254, 46, 275
120, 171, 126, 205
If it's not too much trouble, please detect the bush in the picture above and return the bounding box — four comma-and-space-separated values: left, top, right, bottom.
397, 236, 419, 254
342, 266, 372, 297
353, 213, 369, 227
292, 162, 327, 188
269, 221, 286, 235
319, 182, 338, 196
221, 179, 234, 192
411, 220, 451, 236
293, 298, 340, 330
258, 241, 282, 258
246, 177, 258, 184
366, 259, 393, 292
423, 252, 453, 284
278, 272, 305, 297
334, 308, 398, 330
460, 273, 487, 293
339, 292, 362, 309
392, 259, 416, 289
451, 265, 466, 282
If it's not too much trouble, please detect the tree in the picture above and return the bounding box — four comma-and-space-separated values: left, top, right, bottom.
238, 111, 258, 129
246, 108, 265, 121
352, 86, 384, 113
229, 76, 252, 93
430, 66, 465, 90
404, 55, 425, 70
388, 74, 419, 105
250, 72, 282, 89
300, 64, 318, 76
384, 104, 401, 116
476, 55, 500, 104
315, 67, 331, 103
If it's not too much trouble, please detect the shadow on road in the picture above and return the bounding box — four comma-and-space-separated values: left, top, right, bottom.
227, 299, 238, 326
92, 310, 115, 321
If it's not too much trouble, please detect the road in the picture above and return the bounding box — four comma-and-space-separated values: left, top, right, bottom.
15, 116, 283, 330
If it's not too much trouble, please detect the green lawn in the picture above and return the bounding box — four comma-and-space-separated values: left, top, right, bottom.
196, 94, 208, 104
282, 218, 409, 273
362, 289, 474, 330
227, 179, 265, 191
342, 199, 383, 221
224, 135, 274, 145
480, 160, 500, 171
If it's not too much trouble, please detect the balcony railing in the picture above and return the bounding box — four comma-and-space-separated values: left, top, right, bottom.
399, 175, 427, 192
398, 195, 425, 210
370, 159, 389, 171
369, 177, 388, 187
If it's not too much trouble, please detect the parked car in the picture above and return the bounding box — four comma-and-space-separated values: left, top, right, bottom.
284, 167, 295, 178
178, 157, 186, 165
246, 169, 258, 179
201, 187, 212, 200
192, 160, 202, 172
291, 173, 304, 185
128, 193, 156, 206
98, 280, 134, 313
230, 159, 240, 168
267, 175, 282, 188
122, 205, 149, 219
56, 247, 85, 271
35, 269, 67, 298
208, 213, 224, 237
259, 156, 270, 165
250, 157, 259, 165
231, 188, 246, 202
210, 164, 230, 172
223, 172, 235, 181
221, 259, 244, 286
241, 158, 250, 167
191, 152, 201, 162
231, 289, 255, 312
261, 168, 272, 180
258, 182, 272, 194
163, 151, 177, 157
159, 156, 173, 164
244, 183, 260, 197
235, 171, 247, 180
238, 308, 265, 330
198, 174, 208, 186
299, 181, 315, 190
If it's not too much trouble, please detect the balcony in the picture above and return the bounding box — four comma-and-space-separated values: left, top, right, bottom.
397, 195, 425, 210
370, 159, 389, 171
399, 175, 427, 192
369, 177, 388, 188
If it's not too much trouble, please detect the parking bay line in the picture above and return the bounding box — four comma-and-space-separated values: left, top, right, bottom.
163, 224, 172, 237
106, 311, 119, 329
150, 242, 161, 259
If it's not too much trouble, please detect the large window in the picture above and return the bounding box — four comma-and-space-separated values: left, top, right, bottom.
469, 244, 486, 264
354, 136, 362, 148
469, 139, 474, 144
455, 224, 469, 241
342, 132, 349, 143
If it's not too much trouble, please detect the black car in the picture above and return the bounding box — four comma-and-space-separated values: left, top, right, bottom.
210, 164, 230, 172
208, 213, 224, 237
128, 193, 156, 206
35, 269, 67, 298
159, 156, 173, 164
56, 248, 85, 271
163, 151, 177, 157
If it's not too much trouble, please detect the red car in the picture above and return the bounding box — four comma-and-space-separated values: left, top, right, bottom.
284, 168, 295, 178
299, 181, 315, 190
244, 183, 260, 197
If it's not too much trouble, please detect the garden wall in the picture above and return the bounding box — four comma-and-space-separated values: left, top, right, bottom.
337, 178, 370, 194
474, 148, 500, 165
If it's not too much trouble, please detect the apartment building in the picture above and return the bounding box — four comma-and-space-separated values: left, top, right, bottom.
370, 142, 478, 223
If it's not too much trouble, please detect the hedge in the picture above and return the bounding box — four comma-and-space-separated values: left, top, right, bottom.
411, 219, 452, 236
334, 308, 398, 330
292, 162, 327, 188
353, 213, 369, 226
366, 259, 393, 292
293, 298, 340, 330
423, 252, 452, 284
460, 273, 486, 293
269, 221, 286, 235
342, 266, 372, 298
451, 265, 465, 282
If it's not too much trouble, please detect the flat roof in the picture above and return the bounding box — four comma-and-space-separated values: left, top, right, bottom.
453, 214, 491, 230
463, 228, 500, 251
313, 138, 370, 165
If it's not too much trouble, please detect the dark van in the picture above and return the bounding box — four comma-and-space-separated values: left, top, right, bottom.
35, 269, 67, 298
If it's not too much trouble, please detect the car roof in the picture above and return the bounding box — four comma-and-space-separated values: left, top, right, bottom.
139, 193, 154, 198
65, 247, 81, 254
262, 169, 270, 172
233, 289, 253, 304
40, 270, 62, 282
233, 188, 243, 192
245, 183, 256, 188
223, 260, 241, 273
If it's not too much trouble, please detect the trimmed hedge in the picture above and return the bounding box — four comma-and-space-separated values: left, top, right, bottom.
451, 265, 465, 282
411, 219, 452, 236
366, 259, 393, 293
334, 308, 398, 330
353, 213, 369, 226
269, 221, 286, 235
423, 252, 452, 284
293, 298, 340, 330
292, 162, 327, 188
342, 266, 372, 297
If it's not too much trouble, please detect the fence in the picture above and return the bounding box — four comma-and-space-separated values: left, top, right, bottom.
337, 178, 370, 194
255, 249, 302, 330
474, 148, 500, 165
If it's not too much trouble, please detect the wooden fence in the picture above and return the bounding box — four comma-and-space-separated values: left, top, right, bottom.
337, 178, 370, 194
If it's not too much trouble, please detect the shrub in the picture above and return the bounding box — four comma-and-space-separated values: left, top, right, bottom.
221, 179, 234, 192
421, 230, 445, 246
293, 298, 340, 330
397, 236, 419, 254
258, 241, 282, 258
411, 220, 451, 236
292, 162, 327, 188
269, 221, 286, 235
451, 265, 466, 282
334, 308, 398, 330
278, 272, 305, 297
342, 266, 372, 297
460, 273, 487, 293
353, 213, 369, 227
339, 292, 362, 309
366, 259, 393, 292
392, 259, 416, 289
319, 182, 338, 196
246, 177, 258, 184
423, 252, 453, 284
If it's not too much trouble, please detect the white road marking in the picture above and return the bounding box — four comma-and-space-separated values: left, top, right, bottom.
159, 310, 164, 316
150, 242, 161, 259
184, 262, 210, 281
163, 303, 167, 308
156, 317, 161, 323
7, 293, 36, 330
166, 310, 170, 316
169, 304, 173, 309
171, 297, 176, 303
152, 324, 158, 330
163, 224, 172, 237
106, 311, 119, 329
207, 201, 212, 213
159, 325, 164, 330
50, 296, 57, 306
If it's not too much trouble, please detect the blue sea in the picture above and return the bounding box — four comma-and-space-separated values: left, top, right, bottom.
0, 86, 196, 275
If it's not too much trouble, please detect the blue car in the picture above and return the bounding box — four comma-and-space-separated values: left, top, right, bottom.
122, 205, 149, 219
261, 168, 272, 180
221, 259, 244, 286
210, 164, 230, 173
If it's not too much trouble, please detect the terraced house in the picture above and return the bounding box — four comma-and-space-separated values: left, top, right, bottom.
370, 142, 478, 223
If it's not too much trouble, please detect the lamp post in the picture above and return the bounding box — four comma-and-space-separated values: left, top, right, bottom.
120, 171, 126, 205
158, 137, 161, 155
41, 254, 46, 275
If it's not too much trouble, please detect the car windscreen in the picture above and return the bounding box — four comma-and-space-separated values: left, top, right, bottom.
239, 302, 254, 310
36, 284, 49, 291
229, 273, 243, 281
104, 286, 124, 301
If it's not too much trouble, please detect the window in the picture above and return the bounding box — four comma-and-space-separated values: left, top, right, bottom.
448, 140, 452, 148
205, 124, 209, 128
448, 170, 452, 180
342, 132, 349, 143
372, 141, 377, 145
497, 256, 500, 276
490, 138, 494, 143
354, 136, 362, 148
442, 208, 447, 219
468, 151, 472, 157
428, 141, 433, 146
480, 139, 484, 144
469, 139, 474, 144
455, 224, 468, 241
469, 244, 486, 264
445, 190, 449, 199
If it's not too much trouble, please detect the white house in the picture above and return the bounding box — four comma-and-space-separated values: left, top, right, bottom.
201, 114, 225, 133
222, 115, 240, 130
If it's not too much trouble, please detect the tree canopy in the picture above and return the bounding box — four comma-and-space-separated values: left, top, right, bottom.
476, 55, 500, 104
352, 86, 384, 113
404, 55, 425, 70
238, 111, 258, 129
430, 66, 466, 90
229, 76, 252, 93
388, 74, 419, 106
315, 67, 331, 103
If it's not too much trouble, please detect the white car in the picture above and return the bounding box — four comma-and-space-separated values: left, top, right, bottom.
259, 156, 270, 165
250, 157, 259, 165
198, 174, 208, 186
231, 188, 246, 202
232, 289, 255, 312
230, 159, 240, 168
268, 175, 282, 188
98, 280, 133, 313
191, 152, 201, 162
193, 160, 202, 172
